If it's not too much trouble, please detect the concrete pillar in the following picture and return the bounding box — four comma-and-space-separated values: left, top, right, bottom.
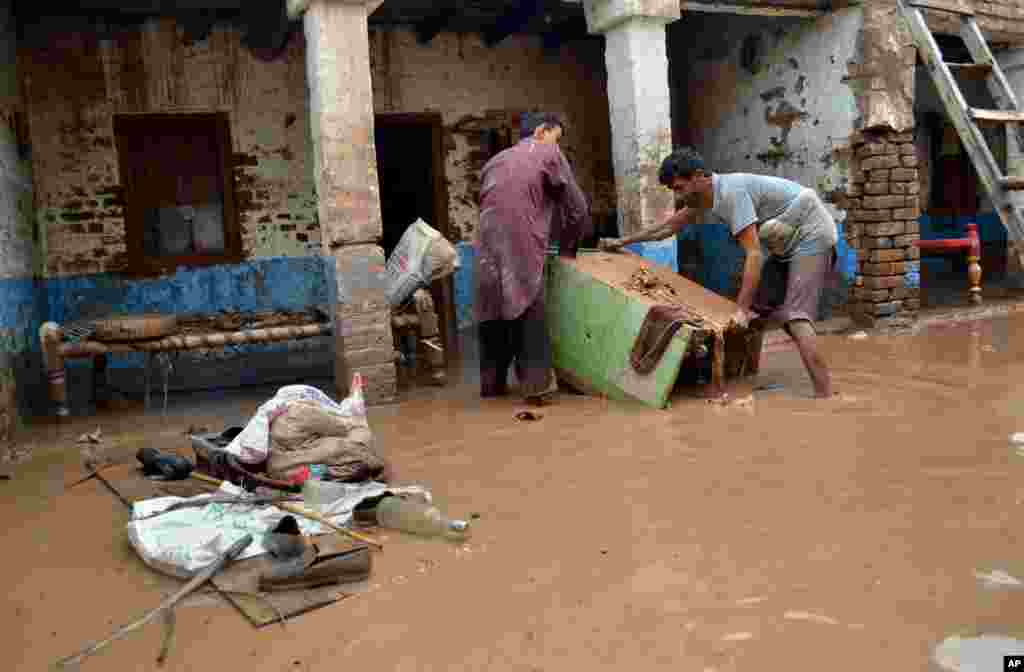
583, 0, 679, 238
301, 0, 396, 403
996, 48, 1024, 275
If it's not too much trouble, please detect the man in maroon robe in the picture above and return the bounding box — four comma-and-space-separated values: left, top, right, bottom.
475, 112, 591, 405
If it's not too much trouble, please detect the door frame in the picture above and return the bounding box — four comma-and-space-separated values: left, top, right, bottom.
374, 112, 459, 359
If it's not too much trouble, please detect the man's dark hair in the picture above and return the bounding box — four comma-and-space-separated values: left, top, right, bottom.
658, 146, 709, 186
520, 111, 564, 140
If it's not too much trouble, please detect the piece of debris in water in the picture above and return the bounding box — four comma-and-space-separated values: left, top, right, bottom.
849, 331, 868, 340
783, 610, 840, 625
515, 411, 543, 422
735, 596, 767, 606
80, 445, 112, 472
933, 634, 1024, 672
973, 569, 1024, 589
77, 427, 103, 444
1010, 432, 1024, 445
721, 631, 754, 641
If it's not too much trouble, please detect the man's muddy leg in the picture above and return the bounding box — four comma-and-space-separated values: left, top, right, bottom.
787, 319, 831, 398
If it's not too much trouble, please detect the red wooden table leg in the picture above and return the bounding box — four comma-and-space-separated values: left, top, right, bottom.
966, 222, 982, 305
40, 322, 69, 417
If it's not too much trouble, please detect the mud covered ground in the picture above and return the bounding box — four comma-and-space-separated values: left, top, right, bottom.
4, 315, 1024, 671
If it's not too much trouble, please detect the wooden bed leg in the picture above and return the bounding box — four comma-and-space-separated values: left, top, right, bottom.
40, 322, 69, 417
966, 222, 982, 305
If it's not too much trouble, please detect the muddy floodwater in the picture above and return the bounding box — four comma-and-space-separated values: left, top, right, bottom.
4, 315, 1024, 671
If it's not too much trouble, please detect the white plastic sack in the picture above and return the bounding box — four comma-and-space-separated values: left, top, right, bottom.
225, 376, 367, 465
126, 480, 431, 579
385, 218, 444, 307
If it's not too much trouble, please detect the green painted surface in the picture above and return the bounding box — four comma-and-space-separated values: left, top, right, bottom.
545, 254, 690, 410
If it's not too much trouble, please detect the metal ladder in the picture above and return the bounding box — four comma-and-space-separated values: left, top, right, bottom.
897, 0, 1024, 263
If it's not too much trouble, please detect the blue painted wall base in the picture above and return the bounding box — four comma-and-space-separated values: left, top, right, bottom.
451, 240, 678, 332
625, 239, 679, 273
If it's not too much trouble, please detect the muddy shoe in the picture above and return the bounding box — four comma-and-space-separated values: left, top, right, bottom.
263, 515, 307, 560
259, 544, 372, 592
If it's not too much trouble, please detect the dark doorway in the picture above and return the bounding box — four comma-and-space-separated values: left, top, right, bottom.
374, 113, 458, 366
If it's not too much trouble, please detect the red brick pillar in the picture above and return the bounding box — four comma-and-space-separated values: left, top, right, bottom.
847, 130, 921, 323
302, 0, 396, 403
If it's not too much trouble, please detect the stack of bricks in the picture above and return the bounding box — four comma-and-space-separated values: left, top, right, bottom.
846, 130, 922, 322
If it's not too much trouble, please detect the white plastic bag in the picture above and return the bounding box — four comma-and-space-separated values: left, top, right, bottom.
386, 218, 441, 307
225, 375, 367, 464
126, 480, 431, 578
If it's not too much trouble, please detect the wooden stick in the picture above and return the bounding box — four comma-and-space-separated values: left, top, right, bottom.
189, 472, 223, 487
92, 468, 133, 510
276, 501, 383, 551
53, 534, 253, 669
156, 608, 175, 667
188, 472, 383, 550
64, 463, 132, 491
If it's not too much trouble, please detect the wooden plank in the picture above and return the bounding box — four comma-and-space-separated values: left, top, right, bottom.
960, 18, 1019, 111
970, 108, 1024, 123
680, 2, 824, 17
908, 0, 975, 16
946, 62, 993, 81
212, 533, 360, 627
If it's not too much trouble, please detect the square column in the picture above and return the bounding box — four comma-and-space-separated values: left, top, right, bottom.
302, 0, 395, 403
584, 0, 679, 237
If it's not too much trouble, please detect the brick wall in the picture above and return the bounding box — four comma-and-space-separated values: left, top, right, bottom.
21, 16, 318, 277
370, 28, 616, 241
1, 0, 36, 461
847, 130, 922, 321
21, 18, 616, 279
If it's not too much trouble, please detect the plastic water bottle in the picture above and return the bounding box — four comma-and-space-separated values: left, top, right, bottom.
375, 495, 470, 542
302, 477, 349, 512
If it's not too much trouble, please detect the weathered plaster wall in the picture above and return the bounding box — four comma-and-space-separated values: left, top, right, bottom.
369, 28, 616, 241
0, 0, 38, 457
20, 15, 318, 277
670, 8, 862, 312
673, 9, 860, 196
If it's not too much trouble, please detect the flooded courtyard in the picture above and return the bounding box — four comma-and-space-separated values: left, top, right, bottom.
4, 313, 1024, 671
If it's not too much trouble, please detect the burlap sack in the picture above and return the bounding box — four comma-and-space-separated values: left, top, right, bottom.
424, 235, 458, 282
266, 399, 386, 482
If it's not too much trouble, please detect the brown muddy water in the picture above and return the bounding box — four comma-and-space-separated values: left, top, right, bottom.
4, 315, 1024, 671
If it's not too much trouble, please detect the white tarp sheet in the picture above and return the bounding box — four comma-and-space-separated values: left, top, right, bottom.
127, 480, 430, 579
